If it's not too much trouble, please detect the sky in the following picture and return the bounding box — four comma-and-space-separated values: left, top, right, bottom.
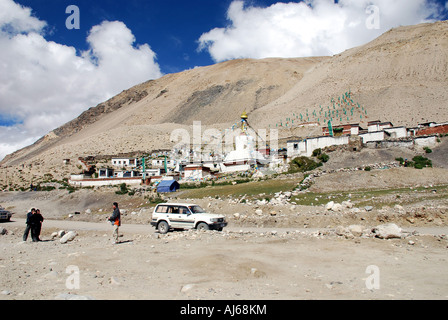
0, 0, 447, 161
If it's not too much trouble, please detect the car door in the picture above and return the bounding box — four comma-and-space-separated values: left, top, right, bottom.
167, 205, 182, 229
176, 206, 195, 230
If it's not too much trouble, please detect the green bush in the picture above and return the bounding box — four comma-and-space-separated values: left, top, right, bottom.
289, 157, 321, 173
396, 156, 431, 169
424, 147, 432, 154
180, 182, 209, 189
318, 153, 330, 163
146, 195, 165, 205
312, 148, 322, 157
412, 156, 432, 169
115, 183, 129, 195
414, 163, 424, 169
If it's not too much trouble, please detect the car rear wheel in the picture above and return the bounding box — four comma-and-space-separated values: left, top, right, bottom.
196, 222, 210, 231
157, 221, 170, 234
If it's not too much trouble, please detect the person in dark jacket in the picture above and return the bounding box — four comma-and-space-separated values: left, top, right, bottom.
22, 208, 35, 241
108, 202, 121, 244
30, 209, 44, 242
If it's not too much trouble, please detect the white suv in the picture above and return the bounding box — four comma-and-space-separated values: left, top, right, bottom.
151, 203, 228, 234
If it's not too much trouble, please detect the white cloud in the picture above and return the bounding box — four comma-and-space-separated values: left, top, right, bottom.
0, 0, 45, 33
198, 0, 442, 62
0, 0, 163, 161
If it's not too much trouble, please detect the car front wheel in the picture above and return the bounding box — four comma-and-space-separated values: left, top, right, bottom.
196, 222, 210, 231
157, 221, 170, 234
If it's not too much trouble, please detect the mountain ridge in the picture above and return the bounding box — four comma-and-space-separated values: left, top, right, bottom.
1, 20, 447, 186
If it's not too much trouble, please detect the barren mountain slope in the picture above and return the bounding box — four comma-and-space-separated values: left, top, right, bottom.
1, 21, 448, 186
0, 57, 326, 169
252, 21, 448, 129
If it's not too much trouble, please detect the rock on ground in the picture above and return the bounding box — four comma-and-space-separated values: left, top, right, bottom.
372, 223, 403, 239
60, 231, 78, 244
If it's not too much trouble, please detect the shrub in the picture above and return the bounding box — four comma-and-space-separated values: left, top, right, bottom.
146, 195, 164, 204
115, 183, 129, 195
412, 156, 432, 169
289, 157, 321, 173
414, 163, 424, 169
312, 148, 322, 157
318, 153, 330, 163
424, 147, 432, 154
180, 182, 209, 189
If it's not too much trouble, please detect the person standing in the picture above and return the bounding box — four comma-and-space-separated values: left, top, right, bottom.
22, 208, 35, 241
30, 208, 44, 242
108, 202, 121, 244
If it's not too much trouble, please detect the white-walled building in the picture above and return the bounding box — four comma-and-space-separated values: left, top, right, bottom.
98, 168, 114, 178
183, 165, 213, 180
384, 127, 408, 139
151, 158, 175, 168
114, 170, 141, 178
414, 135, 437, 147
287, 136, 349, 158
359, 131, 386, 144
145, 168, 163, 177
368, 121, 393, 133
111, 158, 139, 168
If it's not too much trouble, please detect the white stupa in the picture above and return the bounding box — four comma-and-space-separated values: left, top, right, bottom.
220, 112, 268, 173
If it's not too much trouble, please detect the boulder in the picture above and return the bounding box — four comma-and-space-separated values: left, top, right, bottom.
394, 204, 406, 215
60, 231, 78, 244
348, 225, 364, 237
335, 226, 349, 237
325, 201, 335, 211
342, 201, 353, 209
351, 208, 361, 214
372, 223, 402, 239
332, 203, 343, 212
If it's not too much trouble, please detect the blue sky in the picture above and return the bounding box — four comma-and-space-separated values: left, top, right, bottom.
13, 0, 448, 74
12, 0, 233, 74
0, 0, 447, 161
13, 0, 294, 74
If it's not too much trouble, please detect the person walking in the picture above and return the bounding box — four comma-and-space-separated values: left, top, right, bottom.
30, 208, 44, 242
22, 208, 35, 241
108, 202, 121, 244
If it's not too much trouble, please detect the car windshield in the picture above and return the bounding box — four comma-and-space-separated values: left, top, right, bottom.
188, 205, 206, 214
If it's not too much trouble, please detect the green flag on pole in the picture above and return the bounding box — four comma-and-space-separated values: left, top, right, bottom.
328, 120, 333, 137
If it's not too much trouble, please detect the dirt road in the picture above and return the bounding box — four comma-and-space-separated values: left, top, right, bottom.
6, 218, 448, 236
1, 218, 447, 300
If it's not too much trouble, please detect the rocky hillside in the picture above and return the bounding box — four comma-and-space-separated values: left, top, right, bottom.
252, 21, 448, 129
1, 21, 447, 185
